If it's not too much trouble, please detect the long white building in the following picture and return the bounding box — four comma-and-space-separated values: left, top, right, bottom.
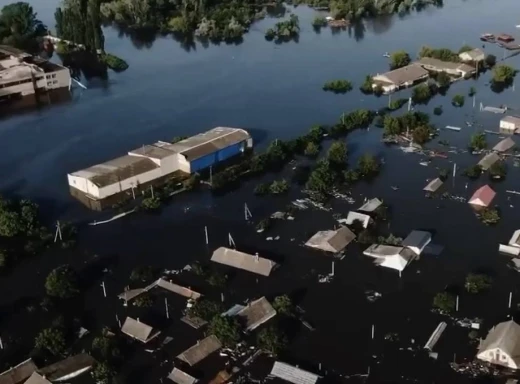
68, 127, 252, 207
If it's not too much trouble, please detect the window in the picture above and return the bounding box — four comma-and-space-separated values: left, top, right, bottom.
47, 82, 52, 86
52, 80, 58, 84
502, 354, 507, 361
51, 74, 56, 79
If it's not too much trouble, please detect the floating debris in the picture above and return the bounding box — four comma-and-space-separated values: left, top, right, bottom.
450, 360, 502, 378
365, 290, 382, 302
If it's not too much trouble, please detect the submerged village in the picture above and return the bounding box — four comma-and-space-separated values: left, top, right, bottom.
7, 1, 520, 384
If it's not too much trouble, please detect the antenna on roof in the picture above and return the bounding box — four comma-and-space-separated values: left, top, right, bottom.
54, 221, 62, 243
244, 203, 252, 221
228, 233, 236, 248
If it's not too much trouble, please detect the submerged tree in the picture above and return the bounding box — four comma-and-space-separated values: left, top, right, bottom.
35, 327, 66, 356
389, 50, 411, 70
257, 325, 288, 356
433, 292, 455, 313
469, 132, 487, 151
45, 265, 79, 299
477, 208, 500, 225
272, 295, 294, 316
465, 273, 492, 294
357, 153, 380, 177
0, 2, 47, 50
209, 315, 241, 347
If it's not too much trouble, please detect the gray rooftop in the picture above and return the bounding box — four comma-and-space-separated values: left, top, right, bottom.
177, 335, 222, 366
479, 320, 520, 357
417, 57, 475, 73
167, 368, 198, 384
402, 230, 431, 253
38, 354, 95, 381
363, 244, 404, 257
156, 278, 202, 299
478, 152, 500, 170
211, 247, 277, 276
493, 137, 515, 152
128, 144, 176, 160
121, 317, 159, 343
270, 362, 319, 384
236, 297, 277, 331
374, 64, 428, 85
305, 226, 356, 253
71, 155, 159, 187
0, 359, 37, 384
459, 48, 485, 60
23, 373, 50, 384
423, 178, 443, 192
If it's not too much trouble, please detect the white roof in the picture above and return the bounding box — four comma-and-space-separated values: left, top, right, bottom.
358, 198, 383, 212
121, 317, 158, 343
211, 247, 277, 276
363, 245, 415, 271
423, 178, 443, 192
402, 230, 431, 254
342, 212, 371, 228
270, 362, 319, 384
305, 226, 356, 253
167, 368, 198, 384
478, 320, 520, 358
236, 297, 277, 331
502, 116, 520, 126
509, 230, 520, 247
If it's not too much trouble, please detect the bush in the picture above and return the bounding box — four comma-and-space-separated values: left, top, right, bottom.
100, 53, 129, 72
254, 183, 270, 195
312, 15, 327, 27
468, 86, 476, 97
141, 196, 161, 211
477, 208, 500, 225
134, 294, 153, 308
91, 362, 117, 384
273, 295, 293, 316
433, 106, 443, 115
452, 94, 465, 107
360, 75, 374, 94
323, 79, 353, 93
492, 64, 517, 83
462, 165, 482, 179
412, 84, 433, 104
485, 54, 496, 68
35, 327, 66, 356
465, 273, 492, 294
269, 180, 289, 194
304, 141, 320, 158
45, 265, 79, 299
436, 72, 451, 88
433, 292, 455, 313
257, 325, 288, 356
390, 50, 411, 70
489, 161, 507, 180
411, 126, 431, 145
208, 315, 241, 347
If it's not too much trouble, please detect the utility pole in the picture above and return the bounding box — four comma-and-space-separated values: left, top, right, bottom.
54, 221, 62, 243
131, 186, 136, 200
100, 281, 107, 298
244, 203, 252, 221
509, 291, 513, 309
456, 295, 459, 312
165, 298, 170, 319
228, 233, 236, 248
204, 226, 209, 245
371, 324, 375, 340
150, 185, 154, 199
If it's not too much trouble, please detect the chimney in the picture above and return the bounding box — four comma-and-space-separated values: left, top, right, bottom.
197, 340, 200, 346
255, 253, 259, 262
137, 318, 140, 322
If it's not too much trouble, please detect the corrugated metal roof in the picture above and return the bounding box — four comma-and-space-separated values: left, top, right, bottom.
38, 354, 94, 381
167, 368, 198, 384
270, 362, 319, 384
478, 152, 500, 170
0, 359, 37, 384
423, 178, 443, 192
177, 335, 222, 366
493, 137, 515, 152
128, 145, 176, 160
121, 317, 157, 343
236, 297, 276, 331
305, 226, 356, 253
211, 247, 277, 276
156, 278, 202, 299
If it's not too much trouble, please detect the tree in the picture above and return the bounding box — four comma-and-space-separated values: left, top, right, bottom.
257, 326, 288, 356
254, 183, 270, 195
489, 161, 507, 180
357, 154, 380, 177
208, 315, 241, 347
468, 86, 476, 97
462, 165, 482, 179
485, 54, 496, 68
452, 94, 465, 107
433, 106, 443, 116
390, 50, 411, 69
312, 15, 327, 28
433, 292, 455, 313
269, 180, 289, 194
323, 80, 353, 93
492, 64, 517, 83
207, 271, 227, 287
130, 266, 155, 283
188, 299, 224, 321
477, 208, 500, 225
343, 169, 359, 184
383, 115, 402, 136
141, 196, 161, 211
0, 2, 47, 50
92, 330, 121, 361
45, 265, 79, 299
411, 126, 430, 145
306, 160, 336, 194
469, 132, 487, 151
91, 362, 117, 384
465, 273, 492, 294
273, 295, 293, 316
458, 44, 473, 54
327, 141, 348, 169
412, 84, 433, 104
304, 142, 319, 158
436, 72, 451, 88
35, 327, 66, 356
134, 294, 153, 308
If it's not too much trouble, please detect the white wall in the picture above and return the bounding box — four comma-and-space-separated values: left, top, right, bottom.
477, 348, 518, 369
177, 154, 191, 173
500, 121, 516, 130
44, 66, 70, 90
96, 167, 163, 199
159, 153, 179, 175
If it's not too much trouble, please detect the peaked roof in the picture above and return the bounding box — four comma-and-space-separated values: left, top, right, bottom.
402, 230, 431, 253
211, 247, 277, 276
423, 178, 443, 192
469, 185, 496, 207
478, 152, 500, 170
358, 198, 383, 212
177, 335, 222, 366
121, 317, 158, 343
479, 320, 520, 357
168, 368, 198, 384
305, 226, 356, 253
493, 137, 515, 152
0, 359, 37, 384
38, 354, 95, 381
270, 361, 319, 384
236, 297, 277, 331
24, 373, 51, 384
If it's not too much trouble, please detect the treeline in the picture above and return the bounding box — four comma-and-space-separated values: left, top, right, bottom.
0, 2, 47, 52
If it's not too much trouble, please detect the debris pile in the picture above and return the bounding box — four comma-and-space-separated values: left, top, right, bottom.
450, 360, 502, 378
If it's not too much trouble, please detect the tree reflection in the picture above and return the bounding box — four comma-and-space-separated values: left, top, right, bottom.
348, 21, 365, 41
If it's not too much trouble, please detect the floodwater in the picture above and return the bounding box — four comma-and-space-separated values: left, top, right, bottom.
2, 0, 520, 382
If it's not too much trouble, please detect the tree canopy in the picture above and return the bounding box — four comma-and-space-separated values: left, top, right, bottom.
0, 2, 46, 50
257, 325, 288, 356
35, 327, 66, 356
492, 64, 517, 83
389, 50, 411, 69
208, 315, 241, 347
45, 265, 80, 299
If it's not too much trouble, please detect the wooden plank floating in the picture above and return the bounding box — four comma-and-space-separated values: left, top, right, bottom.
445, 126, 461, 131
424, 322, 447, 351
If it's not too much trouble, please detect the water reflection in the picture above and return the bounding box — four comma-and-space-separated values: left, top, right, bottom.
366, 14, 394, 35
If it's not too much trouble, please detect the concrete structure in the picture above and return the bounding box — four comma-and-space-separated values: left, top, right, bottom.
121, 317, 160, 343
342, 211, 372, 228
477, 320, 520, 369
417, 57, 476, 77
177, 335, 222, 366
423, 178, 443, 192
500, 116, 520, 133
478, 152, 500, 170
236, 297, 277, 331
469, 185, 496, 207
0, 45, 70, 104
363, 244, 416, 272
402, 230, 431, 256
270, 362, 319, 384
493, 137, 515, 152
168, 368, 198, 384
68, 127, 252, 210
38, 354, 94, 381
458, 48, 485, 62
211, 247, 277, 276
0, 359, 37, 384
305, 226, 356, 253
372, 64, 429, 93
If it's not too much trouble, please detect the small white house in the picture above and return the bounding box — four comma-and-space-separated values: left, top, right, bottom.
402, 230, 431, 256
458, 48, 485, 62
363, 244, 416, 272
500, 116, 520, 133
477, 320, 520, 369
340, 211, 372, 228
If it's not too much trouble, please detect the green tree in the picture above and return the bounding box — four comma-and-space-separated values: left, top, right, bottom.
208, 315, 241, 347
257, 325, 288, 356
489, 161, 507, 180
269, 180, 289, 194
468, 86, 476, 97
412, 84, 433, 104
141, 196, 161, 210
477, 208, 500, 225
306, 160, 336, 194
45, 265, 79, 299
383, 115, 402, 136
360, 75, 374, 93
411, 126, 431, 145
436, 72, 451, 88
272, 295, 293, 316
304, 141, 320, 158
469, 132, 487, 151
92, 330, 121, 361
327, 141, 348, 169
452, 94, 465, 107
462, 165, 482, 179
254, 183, 270, 195
343, 169, 359, 184
492, 64, 517, 83
312, 16, 327, 28
130, 266, 155, 283
35, 327, 66, 356
323, 79, 353, 93
465, 273, 492, 294
485, 54, 496, 68
134, 294, 153, 308
433, 292, 455, 313
188, 299, 224, 321
389, 50, 411, 69
433, 106, 443, 115
357, 154, 380, 177
91, 362, 117, 384
458, 44, 473, 53
0, 2, 47, 50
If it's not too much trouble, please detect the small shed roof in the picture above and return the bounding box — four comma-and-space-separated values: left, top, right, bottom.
493, 137, 515, 152
358, 198, 383, 212
478, 152, 500, 170
211, 247, 277, 276
343, 212, 371, 228
38, 354, 95, 381
373, 64, 429, 85
270, 362, 319, 384
0, 359, 37, 384
423, 178, 443, 192
363, 244, 404, 257
177, 335, 222, 366
469, 184, 496, 207
121, 317, 159, 343
23, 373, 51, 384
236, 297, 277, 331
156, 278, 202, 300
478, 320, 520, 356
305, 226, 356, 253
168, 368, 198, 384
459, 48, 485, 61
402, 230, 431, 254
501, 116, 520, 126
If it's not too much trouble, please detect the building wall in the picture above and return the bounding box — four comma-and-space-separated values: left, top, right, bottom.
477, 348, 518, 369
67, 174, 100, 197
190, 152, 218, 173
500, 120, 516, 130
96, 167, 163, 199
177, 154, 191, 173
216, 141, 245, 162
44, 66, 70, 90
